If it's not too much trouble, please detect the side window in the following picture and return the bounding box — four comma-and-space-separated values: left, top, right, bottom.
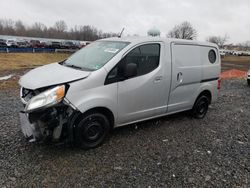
123, 43, 160, 76
137, 44, 160, 76
105, 43, 160, 84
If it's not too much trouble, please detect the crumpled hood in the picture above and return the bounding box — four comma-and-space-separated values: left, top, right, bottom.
19, 63, 90, 90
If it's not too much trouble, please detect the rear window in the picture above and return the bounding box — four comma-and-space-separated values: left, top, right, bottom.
208, 50, 217, 63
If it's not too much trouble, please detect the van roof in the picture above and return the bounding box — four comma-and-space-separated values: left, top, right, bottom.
100, 36, 218, 48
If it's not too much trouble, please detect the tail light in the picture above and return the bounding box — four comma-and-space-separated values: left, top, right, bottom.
217, 78, 221, 90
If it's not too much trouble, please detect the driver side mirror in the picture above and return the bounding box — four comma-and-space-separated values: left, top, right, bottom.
124, 63, 137, 78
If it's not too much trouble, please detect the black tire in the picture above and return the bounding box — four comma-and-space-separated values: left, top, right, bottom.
74, 112, 110, 149
192, 95, 209, 119
247, 79, 250, 86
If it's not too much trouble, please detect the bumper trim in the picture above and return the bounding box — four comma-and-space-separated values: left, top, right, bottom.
19, 112, 42, 141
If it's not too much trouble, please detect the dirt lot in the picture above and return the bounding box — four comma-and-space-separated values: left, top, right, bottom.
0, 53, 250, 187
0, 79, 249, 187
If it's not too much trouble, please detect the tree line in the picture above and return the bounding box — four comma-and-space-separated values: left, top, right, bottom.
166, 21, 249, 50
0, 19, 118, 41
1, 18, 249, 50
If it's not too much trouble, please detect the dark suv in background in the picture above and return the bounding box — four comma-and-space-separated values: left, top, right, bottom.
61, 41, 76, 49
30, 40, 44, 48
0, 39, 7, 47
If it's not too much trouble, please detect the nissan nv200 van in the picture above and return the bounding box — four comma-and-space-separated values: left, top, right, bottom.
19, 37, 221, 149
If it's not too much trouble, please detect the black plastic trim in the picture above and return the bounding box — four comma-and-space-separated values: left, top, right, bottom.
200, 77, 219, 83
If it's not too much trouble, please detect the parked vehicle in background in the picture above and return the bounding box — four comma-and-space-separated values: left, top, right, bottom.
50, 41, 61, 49
219, 50, 226, 58
30, 40, 44, 48
73, 41, 81, 48
19, 37, 221, 149
61, 41, 78, 49
0, 39, 6, 43
0, 39, 7, 48
17, 40, 30, 48
79, 41, 91, 48
247, 70, 250, 86
6, 39, 18, 48
40, 41, 52, 48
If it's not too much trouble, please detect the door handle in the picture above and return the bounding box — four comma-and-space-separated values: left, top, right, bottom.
177, 72, 183, 83
154, 76, 163, 83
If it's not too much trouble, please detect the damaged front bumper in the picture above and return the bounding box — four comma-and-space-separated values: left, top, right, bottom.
19, 102, 75, 143
19, 112, 42, 142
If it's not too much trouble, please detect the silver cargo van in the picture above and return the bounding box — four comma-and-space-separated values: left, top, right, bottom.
19, 37, 221, 149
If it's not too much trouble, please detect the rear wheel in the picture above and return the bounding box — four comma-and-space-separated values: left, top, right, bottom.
191, 95, 209, 119
74, 112, 110, 149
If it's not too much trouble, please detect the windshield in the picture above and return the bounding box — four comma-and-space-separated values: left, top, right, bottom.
64, 41, 129, 71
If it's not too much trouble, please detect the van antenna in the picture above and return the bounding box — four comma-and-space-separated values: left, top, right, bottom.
118, 28, 125, 38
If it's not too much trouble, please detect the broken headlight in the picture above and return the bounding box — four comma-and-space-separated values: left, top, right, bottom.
25, 85, 65, 113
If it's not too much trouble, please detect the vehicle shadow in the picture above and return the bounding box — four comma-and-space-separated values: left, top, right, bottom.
18, 110, 192, 156
111, 110, 191, 136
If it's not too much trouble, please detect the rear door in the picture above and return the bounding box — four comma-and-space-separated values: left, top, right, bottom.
168, 43, 202, 113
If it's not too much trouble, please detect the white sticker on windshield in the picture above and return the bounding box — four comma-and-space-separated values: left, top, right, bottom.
104, 48, 119, 53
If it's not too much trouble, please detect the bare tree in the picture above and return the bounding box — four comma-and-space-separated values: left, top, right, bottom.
0, 18, 117, 41
207, 35, 229, 48
167, 21, 197, 40
54, 20, 68, 33
28, 22, 47, 37
0, 19, 15, 35
32, 22, 47, 31
241, 41, 250, 51
0, 20, 4, 33
15, 20, 26, 36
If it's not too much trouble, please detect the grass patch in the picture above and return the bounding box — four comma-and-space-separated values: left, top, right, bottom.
0, 53, 71, 90
222, 56, 250, 63
0, 53, 71, 72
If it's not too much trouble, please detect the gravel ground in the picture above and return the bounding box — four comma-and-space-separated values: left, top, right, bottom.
0, 79, 249, 187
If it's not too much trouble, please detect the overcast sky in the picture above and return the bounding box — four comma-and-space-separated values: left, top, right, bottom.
0, 0, 249, 43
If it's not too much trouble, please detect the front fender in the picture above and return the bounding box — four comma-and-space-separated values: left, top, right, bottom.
65, 83, 118, 123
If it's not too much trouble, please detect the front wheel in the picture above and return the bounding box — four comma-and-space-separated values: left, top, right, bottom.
74, 112, 110, 149
191, 95, 209, 119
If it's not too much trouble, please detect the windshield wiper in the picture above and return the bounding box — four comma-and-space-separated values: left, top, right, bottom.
64, 64, 83, 70
60, 62, 95, 72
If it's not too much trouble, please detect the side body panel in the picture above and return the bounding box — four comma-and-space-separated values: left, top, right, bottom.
65, 39, 220, 128
200, 46, 220, 103
117, 42, 172, 125
168, 43, 220, 114
168, 44, 202, 113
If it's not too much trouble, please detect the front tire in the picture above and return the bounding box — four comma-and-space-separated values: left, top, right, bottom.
74, 112, 110, 149
191, 95, 209, 119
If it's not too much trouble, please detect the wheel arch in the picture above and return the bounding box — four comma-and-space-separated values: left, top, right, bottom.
82, 107, 115, 129
196, 90, 212, 104
67, 106, 115, 144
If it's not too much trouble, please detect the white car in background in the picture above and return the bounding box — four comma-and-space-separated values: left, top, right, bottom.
6, 39, 18, 48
